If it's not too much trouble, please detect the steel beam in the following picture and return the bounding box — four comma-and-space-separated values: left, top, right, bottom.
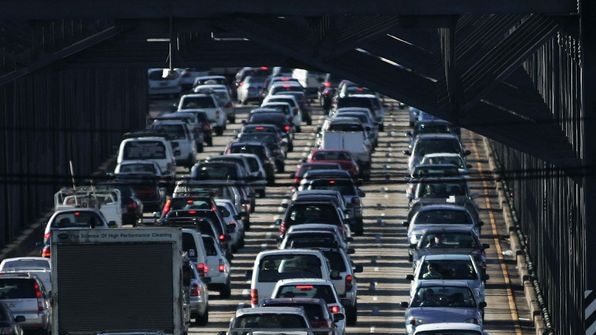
0, 0, 577, 19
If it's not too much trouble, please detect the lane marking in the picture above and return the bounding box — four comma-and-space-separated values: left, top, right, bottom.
372, 296, 378, 301
374, 267, 379, 272
472, 136, 522, 335
260, 243, 267, 249
369, 326, 375, 333
241, 289, 249, 297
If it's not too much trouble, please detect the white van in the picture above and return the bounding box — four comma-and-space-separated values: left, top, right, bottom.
291, 69, 326, 100
249, 249, 333, 307
320, 131, 372, 180
117, 136, 177, 178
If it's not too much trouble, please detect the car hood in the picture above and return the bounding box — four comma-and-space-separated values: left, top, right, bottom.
407, 307, 479, 323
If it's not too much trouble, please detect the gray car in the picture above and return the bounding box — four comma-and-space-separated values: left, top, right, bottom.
405, 134, 471, 174
0, 273, 51, 334
405, 204, 481, 246
401, 281, 486, 335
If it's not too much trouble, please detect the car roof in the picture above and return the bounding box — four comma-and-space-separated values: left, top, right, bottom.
416, 204, 470, 212
275, 278, 333, 286
417, 280, 472, 287
413, 323, 483, 332
422, 254, 473, 261
329, 117, 362, 125
257, 249, 324, 257
235, 306, 306, 316
304, 170, 351, 178
415, 133, 460, 140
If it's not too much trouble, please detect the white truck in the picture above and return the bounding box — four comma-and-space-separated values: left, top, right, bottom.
54, 186, 122, 227
51, 228, 189, 335
319, 131, 372, 180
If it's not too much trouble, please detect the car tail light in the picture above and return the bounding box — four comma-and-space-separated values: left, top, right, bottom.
329, 305, 340, 314
33, 282, 44, 312
259, 66, 269, 70
294, 177, 300, 184
219, 234, 226, 241
43, 232, 51, 244
279, 221, 288, 236
162, 198, 172, 216
351, 197, 360, 206
203, 123, 211, 131
190, 283, 200, 297
188, 210, 197, 215
255, 126, 265, 130
283, 125, 291, 133
197, 262, 208, 274
323, 81, 331, 88
345, 274, 353, 291
251, 289, 258, 305
295, 285, 314, 290
219, 260, 225, 272
41, 246, 51, 258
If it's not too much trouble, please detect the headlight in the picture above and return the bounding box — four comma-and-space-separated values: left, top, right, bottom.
464, 317, 479, 324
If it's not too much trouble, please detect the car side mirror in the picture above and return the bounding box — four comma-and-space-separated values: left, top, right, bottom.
402, 220, 409, 227
274, 218, 282, 225
108, 221, 117, 228
353, 264, 363, 273
358, 189, 365, 197
14, 316, 26, 323
403, 150, 411, 156
406, 274, 414, 281
400, 301, 409, 308
482, 243, 490, 249
464, 150, 472, 156
479, 301, 487, 308
235, 214, 242, 220
244, 270, 253, 280
347, 247, 356, 255
333, 313, 345, 322
330, 270, 341, 280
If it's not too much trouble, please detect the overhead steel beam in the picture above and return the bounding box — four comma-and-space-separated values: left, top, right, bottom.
0, 0, 577, 19
0, 26, 122, 86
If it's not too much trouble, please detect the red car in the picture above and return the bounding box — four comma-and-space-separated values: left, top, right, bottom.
289, 162, 343, 185
306, 149, 360, 178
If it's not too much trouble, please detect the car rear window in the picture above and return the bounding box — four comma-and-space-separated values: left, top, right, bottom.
195, 164, 238, 180
257, 254, 322, 282
415, 210, 471, 225
309, 179, 355, 196
151, 124, 186, 140
51, 211, 102, 229
230, 145, 265, 160
312, 151, 351, 161
286, 234, 337, 249
180, 96, 215, 109
233, 313, 307, 329
171, 198, 211, 211
276, 284, 335, 303
421, 156, 464, 169
327, 123, 364, 132
417, 182, 467, 198
249, 114, 286, 125
119, 163, 158, 174
182, 233, 197, 254
268, 98, 296, 107
286, 204, 341, 226
262, 303, 324, 324
1, 259, 50, 270
419, 232, 478, 249
123, 141, 166, 160
419, 260, 477, 280
201, 236, 218, 256
321, 250, 346, 272
0, 279, 36, 299
337, 98, 374, 109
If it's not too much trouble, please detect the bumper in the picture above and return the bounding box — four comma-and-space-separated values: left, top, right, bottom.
18, 312, 49, 329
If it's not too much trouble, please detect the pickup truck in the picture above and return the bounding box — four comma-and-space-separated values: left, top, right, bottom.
54, 186, 122, 227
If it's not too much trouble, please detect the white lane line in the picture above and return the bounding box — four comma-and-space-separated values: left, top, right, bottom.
369, 326, 375, 333
373, 296, 378, 301
384, 194, 389, 198
374, 267, 379, 272
266, 232, 272, 239
260, 243, 268, 249
241, 289, 249, 297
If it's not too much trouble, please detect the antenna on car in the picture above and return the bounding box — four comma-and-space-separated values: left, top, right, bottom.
69, 160, 79, 206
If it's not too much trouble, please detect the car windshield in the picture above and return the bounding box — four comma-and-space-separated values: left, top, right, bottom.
123, 141, 166, 160
239, 133, 276, 144
419, 232, 479, 249
415, 123, 453, 135
286, 234, 338, 249
276, 285, 336, 303
180, 96, 215, 109
418, 260, 477, 280
119, 163, 158, 174
1, 259, 50, 270
414, 138, 462, 156
337, 98, 374, 109
417, 181, 467, 198
196, 164, 238, 180
51, 211, 102, 228
422, 156, 465, 169
286, 204, 341, 226
170, 198, 211, 211
415, 210, 471, 225
232, 313, 307, 330
258, 255, 322, 282
0, 279, 36, 299
312, 151, 351, 161
309, 179, 355, 196
411, 286, 476, 308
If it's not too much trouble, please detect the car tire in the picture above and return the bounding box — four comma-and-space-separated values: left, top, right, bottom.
229, 116, 236, 124
258, 190, 266, 198
288, 143, 294, 152
346, 304, 357, 326
379, 123, 384, 132
215, 127, 223, 136
296, 126, 302, 133
206, 137, 213, 146
197, 142, 204, 153
277, 164, 285, 173
220, 283, 231, 299
408, 253, 413, 262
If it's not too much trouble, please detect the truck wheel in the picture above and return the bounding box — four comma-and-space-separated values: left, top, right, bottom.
220, 283, 231, 299
346, 304, 358, 326
197, 142, 204, 153
195, 306, 209, 326
206, 137, 213, 146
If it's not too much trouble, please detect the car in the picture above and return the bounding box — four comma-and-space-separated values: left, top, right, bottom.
336, 95, 385, 131
248, 249, 333, 307
269, 92, 312, 125
318, 73, 342, 105
148, 68, 181, 97
153, 112, 206, 152
245, 112, 295, 141
401, 281, 486, 334
261, 101, 302, 132
216, 199, 245, 251
332, 110, 379, 148
260, 297, 342, 335
305, 150, 359, 178
406, 164, 462, 204
299, 170, 353, 184
404, 205, 481, 246
182, 259, 209, 325
149, 120, 198, 169
98, 181, 145, 227
0, 258, 51, 294
238, 132, 286, 172
176, 93, 227, 136
405, 134, 471, 173
237, 124, 289, 159
0, 302, 25, 335
177, 109, 214, 146
406, 120, 458, 147
181, 228, 209, 280
271, 279, 346, 335
290, 163, 343, 186
111, 173, 165, 213
409, 107, 422, 127
284, 190, 348, 221
239, 123, 293, 152
407, 254, 486, 304
277, 202, 348, 240
237, 75, 267, 105
193, 84, 236, 123
225, 142, 277, 186
190, 160, 251, 183
0, 273, 51, 334
318, 131, 371, 180
292, 69, 326, 100
221, 306, 312, 335
201, 234, 232, 298
193, 75, 232, 96
208, 154, 268, 198
117, 133, 177, 179
177, 68, 209, 92
304, 178, 365, 235
420, 153, 471, 175
114, 160, 162, 176
41, 208, 109, 257
234, 66, 271, 91
338, 83, 375, 98
409, 227, 489, 274
319, 117, 373, 152
412, 322, 485, 335
286, 224, 352, 250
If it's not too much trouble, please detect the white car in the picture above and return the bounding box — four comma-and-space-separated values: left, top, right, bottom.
149, 120, 198, 169
237, 75, 267, 105
412, 322, 485, 334
193, 84, 236, 123
249, 249, 333, 307
271, 278, 346, 335
177, 93, 227, 136
420, 152, 470, 175
114, 160, 163, 176
117, 136, 177, 178
0, 257, 52, 293
405, 204, 480, 246
201, 234, 232, 298
148, 68, 181, 97
216, 199, 245, 251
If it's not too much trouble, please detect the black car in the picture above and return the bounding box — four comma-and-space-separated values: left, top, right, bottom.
239, 123, 293, 152
99, 182, 144, 226
238, 133, 285, 172
112, 173, 165, 213
245, 112, 294, 139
